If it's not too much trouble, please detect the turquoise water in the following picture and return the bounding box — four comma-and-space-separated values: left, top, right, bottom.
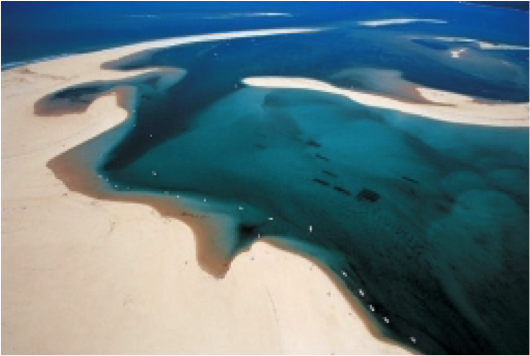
31, 4, 529, 355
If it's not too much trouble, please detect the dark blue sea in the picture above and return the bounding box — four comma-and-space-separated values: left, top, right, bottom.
3, 1, 528, 71
5, 2, 529, 354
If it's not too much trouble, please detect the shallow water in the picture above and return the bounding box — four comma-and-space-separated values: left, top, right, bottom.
37, 15, 529, 356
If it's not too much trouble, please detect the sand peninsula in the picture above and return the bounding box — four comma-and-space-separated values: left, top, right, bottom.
1, 28, 415, 354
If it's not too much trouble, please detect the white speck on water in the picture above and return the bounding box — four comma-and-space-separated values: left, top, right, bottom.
410, 337, 416, 344
268, 217, 274, 221
152, 171, 157, 176
369, 305, 375, 312
341, 271, 347, 277
149, 134, 153, 138
204, 198, 207, 202
383, 317, 390, 324
359, 289, 364, 297
239, 206, 244, 210
309, 225, 313, 232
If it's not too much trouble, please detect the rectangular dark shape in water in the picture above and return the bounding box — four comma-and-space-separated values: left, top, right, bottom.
356, 188, 380, 202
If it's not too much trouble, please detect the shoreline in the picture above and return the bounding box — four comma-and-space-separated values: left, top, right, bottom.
45, 131, 238, 278
48, 144, 416, 353
2, 28, 411, 354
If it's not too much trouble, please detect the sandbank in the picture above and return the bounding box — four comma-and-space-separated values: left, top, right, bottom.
2, 29, 411, 354
242, 76, 529, 127
358, 18, 447, 27
433, 36, 529, 50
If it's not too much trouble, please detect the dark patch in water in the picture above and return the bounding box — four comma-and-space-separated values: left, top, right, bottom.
434, 202, 451, 213
238, 224, 257, 235
313, 178, 330, 187
323, 170, 337, 178
333, 186, 352, 196
356, 188, 380, 202
401, 176, 419, 184
307, 139, 321, 148
315, 153, 330, 162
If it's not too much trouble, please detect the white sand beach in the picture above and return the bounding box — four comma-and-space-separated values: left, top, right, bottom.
242, 76, 529, 127
1, 29, 411, 354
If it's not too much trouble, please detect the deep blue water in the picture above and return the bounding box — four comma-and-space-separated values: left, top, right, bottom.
10, 2, 530, 355
3, 1, 529, 68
